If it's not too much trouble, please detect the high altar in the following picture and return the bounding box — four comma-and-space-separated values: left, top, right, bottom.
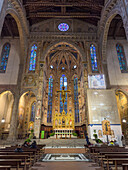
53, 110, 74, 138
53, 86, 75, 139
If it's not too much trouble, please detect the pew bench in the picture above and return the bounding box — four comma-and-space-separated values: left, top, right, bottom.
0, 166, 11, 170
122, 163, 128, 170
108, 158, 128, 170
0, 159, 23, 170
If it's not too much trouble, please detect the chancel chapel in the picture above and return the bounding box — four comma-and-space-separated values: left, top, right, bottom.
0, 0, 128, 146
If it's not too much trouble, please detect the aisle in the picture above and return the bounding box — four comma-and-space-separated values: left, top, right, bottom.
30, 161, 103, 170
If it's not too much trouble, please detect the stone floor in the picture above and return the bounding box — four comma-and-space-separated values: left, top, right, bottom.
0, 138, 94, 147
30, 162, 103, 170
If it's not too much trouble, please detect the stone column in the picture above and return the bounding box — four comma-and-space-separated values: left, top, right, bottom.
83, 63, 88, 131
7, 63, 24, 141
7, 94, 19, 141
34, 62, 44, 139
78, 79, 81, 123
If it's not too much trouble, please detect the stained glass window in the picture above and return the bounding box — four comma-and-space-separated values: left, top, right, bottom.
116, 44, 127, 72
29, 44, 37, 71
47, 76, 53, 123
58, 23, 69, 32
30, 102, 36, 122
60, 75, 67, 114
0, 43, 10, 72
90, 44, 98, 72
74, 76, 79, 123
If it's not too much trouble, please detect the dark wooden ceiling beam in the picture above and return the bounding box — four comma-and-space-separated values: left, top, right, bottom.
61, 6, 66, 14
24, 1, 103, 9
28, 12, 100, 19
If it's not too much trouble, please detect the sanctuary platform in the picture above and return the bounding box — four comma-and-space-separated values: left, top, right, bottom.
0, 138, 89, 148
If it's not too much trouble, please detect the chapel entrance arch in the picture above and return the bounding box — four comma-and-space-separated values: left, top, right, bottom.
0, 91, 14, 140
116, 90, 128, 140
18, 91, 36, 139
102, 13, 126, 62
41, 42, 88, 138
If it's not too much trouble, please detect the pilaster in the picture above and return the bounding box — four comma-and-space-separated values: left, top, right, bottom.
34, 62, 44, 138
8, 63, 24, 141
102, 60, 110, 89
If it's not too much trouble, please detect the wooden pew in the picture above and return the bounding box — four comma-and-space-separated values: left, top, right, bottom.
0, 144, 46, 169
0, 155, 29, 170
0, 166, 11, 170
0, 159, 23, 170
98, 152, 128, 167
105, 154, 128, 170
0, 152, 34, 166
122, 163, 128, 170
87, 146, 128, 169
107, 158, 128, 170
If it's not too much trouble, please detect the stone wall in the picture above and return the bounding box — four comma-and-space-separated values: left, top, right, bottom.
107, 39, 128, 86
0, 38, 20, 85
87, 89, 122, 144
0, 0, 4, 12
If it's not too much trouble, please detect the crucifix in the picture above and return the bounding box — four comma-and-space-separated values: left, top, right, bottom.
57, 85, 70, 112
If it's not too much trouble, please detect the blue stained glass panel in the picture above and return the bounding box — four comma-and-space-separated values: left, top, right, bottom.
74, 77, 79, 123
116, 44, 127, 72
30, 102, 36, 122
29, 44, 37, 71
60, 75, 67, 114
58, 23, 69, 32
90, 44, 98, 72
0, 43, 10, 72
47, 76, 53, 123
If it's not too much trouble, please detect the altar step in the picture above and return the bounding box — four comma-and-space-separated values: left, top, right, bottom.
45, 147, 86, 154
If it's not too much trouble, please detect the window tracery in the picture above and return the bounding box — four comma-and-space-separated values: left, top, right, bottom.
47, 76, 53, 123
90, 44, 98, 72
29, 44, 37, 71
60, 75, 67, 114
116, 44, 127, 72
30, 102, 36, 122
0, 43, 10, 72
74, 76, 79, 123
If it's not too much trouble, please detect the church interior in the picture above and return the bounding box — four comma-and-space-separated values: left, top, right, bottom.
0, 0, 128, 169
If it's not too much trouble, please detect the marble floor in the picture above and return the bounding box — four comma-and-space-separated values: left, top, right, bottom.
42, 153, 89, 161
30, 162, 103, 170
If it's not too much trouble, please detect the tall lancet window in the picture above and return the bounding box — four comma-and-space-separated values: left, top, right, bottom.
30, 102, 36, 122
60, 75, 67, 114
0, 43, 10, 72
47, 76, 53, 123
29, 44, 37, 71
74, 76, 79, 123
116, 44, 127, 72
90, 44, 98, 72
